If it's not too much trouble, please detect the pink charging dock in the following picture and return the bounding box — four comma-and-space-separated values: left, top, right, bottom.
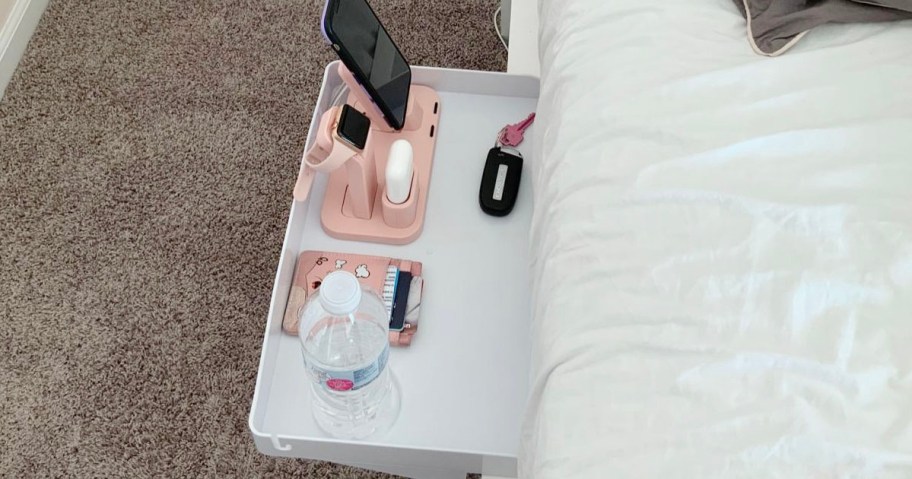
318, 63, 440, 245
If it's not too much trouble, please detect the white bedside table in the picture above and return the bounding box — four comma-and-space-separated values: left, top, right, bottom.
502, 0, 540, 77
250, 64, 540, 479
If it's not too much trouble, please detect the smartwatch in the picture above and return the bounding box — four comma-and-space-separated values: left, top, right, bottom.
336, 104, 370, 150
305, 105, 371, 173
296, 104, 374, 203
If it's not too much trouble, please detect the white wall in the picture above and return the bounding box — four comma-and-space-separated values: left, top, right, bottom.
0, 0, 49, 99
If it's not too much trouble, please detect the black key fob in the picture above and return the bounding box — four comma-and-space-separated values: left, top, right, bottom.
479, 147, 523, 217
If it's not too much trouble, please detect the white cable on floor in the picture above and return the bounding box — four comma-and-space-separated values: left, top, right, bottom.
494, 6, 508, 51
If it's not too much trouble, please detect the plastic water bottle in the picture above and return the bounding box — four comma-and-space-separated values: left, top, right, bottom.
298, 270, 400, 439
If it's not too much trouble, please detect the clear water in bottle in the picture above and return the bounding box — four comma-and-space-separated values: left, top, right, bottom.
298, 270, 400, 439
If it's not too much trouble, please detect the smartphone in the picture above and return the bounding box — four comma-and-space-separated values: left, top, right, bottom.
322, 0, 412, 130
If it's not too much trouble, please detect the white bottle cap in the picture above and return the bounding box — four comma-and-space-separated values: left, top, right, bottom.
385, 139, 414, 205
319, 271, 362, 316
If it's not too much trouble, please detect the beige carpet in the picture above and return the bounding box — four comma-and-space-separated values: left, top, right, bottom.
0, 0, 505, 476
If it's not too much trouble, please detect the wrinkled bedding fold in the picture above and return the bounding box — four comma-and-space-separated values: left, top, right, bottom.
522, 1, 912, 477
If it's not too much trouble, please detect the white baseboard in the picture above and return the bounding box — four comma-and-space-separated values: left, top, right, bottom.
0, 0, 49, 100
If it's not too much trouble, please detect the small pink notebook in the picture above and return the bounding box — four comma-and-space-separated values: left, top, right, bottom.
283, 250, 424, 346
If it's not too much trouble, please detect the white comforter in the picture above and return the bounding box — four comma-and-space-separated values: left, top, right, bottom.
523, 1, 912, 477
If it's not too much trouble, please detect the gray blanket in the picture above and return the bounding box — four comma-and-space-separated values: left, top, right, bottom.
733, 0, 912, 55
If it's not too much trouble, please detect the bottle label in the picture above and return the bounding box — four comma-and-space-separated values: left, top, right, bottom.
307, 344, 389, 392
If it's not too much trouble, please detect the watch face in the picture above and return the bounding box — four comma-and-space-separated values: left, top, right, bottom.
337, 104, 371, 150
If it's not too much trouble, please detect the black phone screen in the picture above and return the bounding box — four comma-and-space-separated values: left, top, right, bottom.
326, 0, 411, 130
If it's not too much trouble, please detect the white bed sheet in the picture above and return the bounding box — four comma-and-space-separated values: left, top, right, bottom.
523, 1, 912, 477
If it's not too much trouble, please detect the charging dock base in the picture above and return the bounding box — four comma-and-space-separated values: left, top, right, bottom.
320, 74, 440, 245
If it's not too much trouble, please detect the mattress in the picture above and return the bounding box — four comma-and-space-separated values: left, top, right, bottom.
522, 1, 912, 477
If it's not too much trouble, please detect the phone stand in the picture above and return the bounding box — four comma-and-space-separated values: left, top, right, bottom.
298, 63, 440, 245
